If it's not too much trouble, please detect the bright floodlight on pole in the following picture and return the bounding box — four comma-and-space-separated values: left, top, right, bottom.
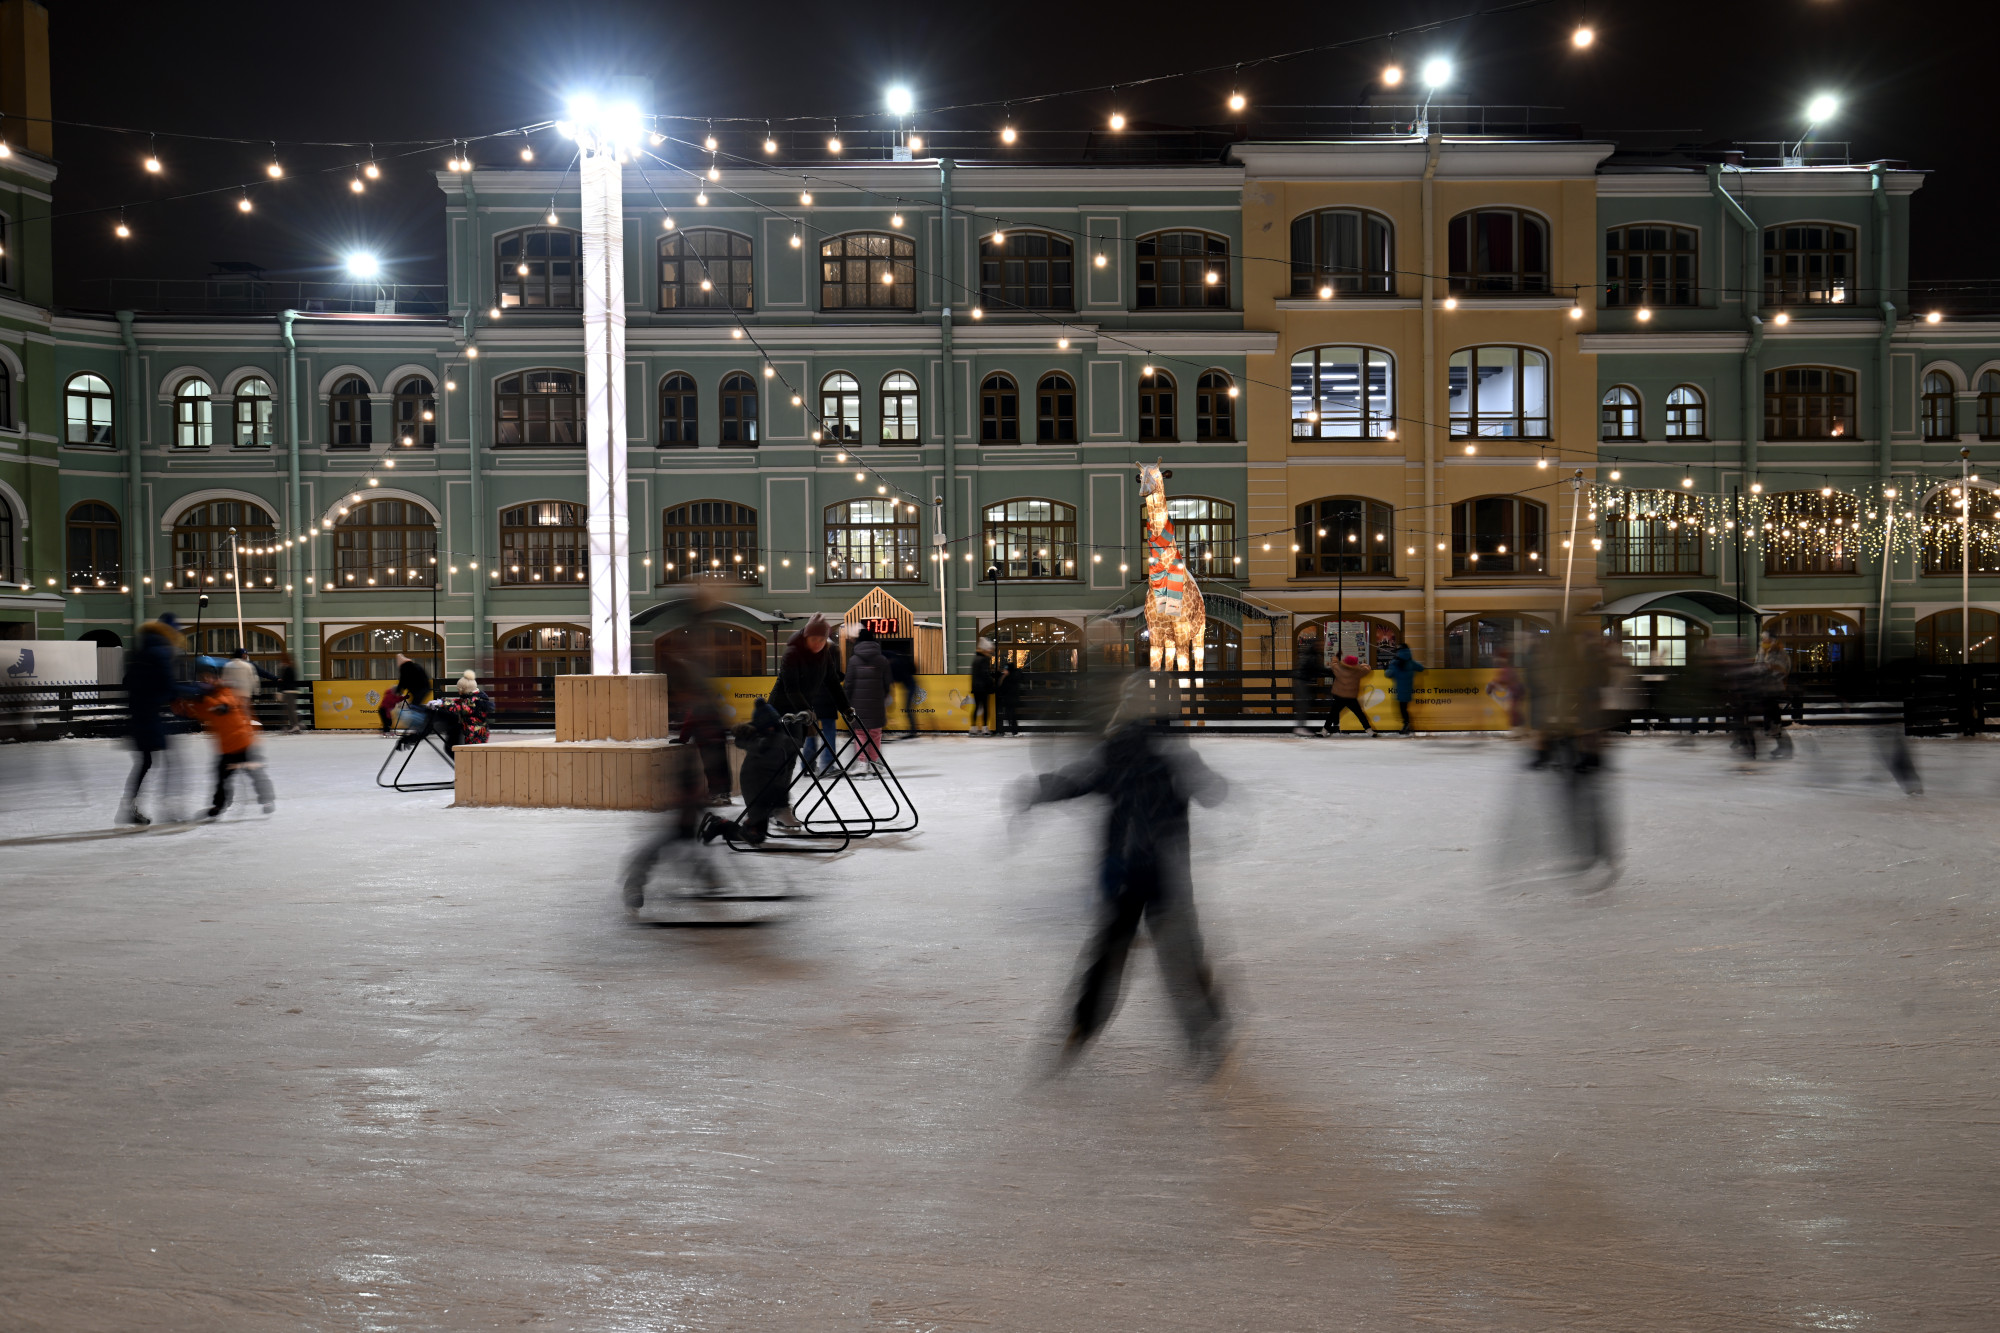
557, 76, 651, 675
345, 252, 380, 279
885, 85, 914, 117
1786, 92, 1839, 165
1422, 58, 1452, 88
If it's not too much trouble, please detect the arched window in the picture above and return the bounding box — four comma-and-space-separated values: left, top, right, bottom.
332, 499, 436, 589
1980, 370, 2000, 440
233, 377, 274, 449
1601, 490, 1704, 576
990, 617, 1083, 672
720, 372, 759, 445
881, 372, 920, 443
1612, 613, 1706, 667
393, 376, 437, 448
1448, 346, 1550, 438
1446, 614, 1550, 668
171, 499, 275, 589
1448, 208, 1549, 294
66, 501, 121, 587
1604, 225, 1697, 307
497, 624, 591, 677
1291, 346, 1396, 440
323, 623, 440, 680
659, 228, 752, 310
1920, 485, 2000, 577
824, 498, 920, 583
1765, 365, 1855, 440
1289, 208, 1394, 295
496, 369, 582, 446
1298, 614, 1401, 665
190, 625, 286, 669
1764, 610, 1861, 678
496, 227, 581, 308
1762, 490, 1860, 576
0, 493, 12, 583
1923, 372, 1957, 441
1296, 496, 1393, 576
1665, 385, 1707, 439
65, 373, 114, 445
821, 232, 915, 310
980, 373, 1019, 443
1196, 371, 1235, 442
663, 500, 758, 584
500, 501, 587, 586
658, 373, 697, 445
1132, 619, 1241, 671
979, 230, 1073, 310
656, 623, 766, 676
1138, 368, 1177, 442
1136, 230, 1229, 308
1036, 372, 1076, 443
328, 375, 372, 449
983, 499, 1077, 580
1453, 496, 1547, 574
1763, 223, 1855, 306
174, 378, 213, 449
1157, 496, 1236, 578
1600, 386, 1641, 441
1915, 608, 2000, 665
820, 372, 861, 442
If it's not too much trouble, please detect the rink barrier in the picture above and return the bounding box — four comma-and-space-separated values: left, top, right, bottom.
0, 683, 311, 739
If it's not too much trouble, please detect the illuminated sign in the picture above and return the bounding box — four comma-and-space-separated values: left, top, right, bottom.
859, 616, 899, 635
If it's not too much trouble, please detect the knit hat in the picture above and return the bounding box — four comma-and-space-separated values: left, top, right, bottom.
456, 670, 480, 695
158, 611, 181, 629
1344, 655, 1359, 666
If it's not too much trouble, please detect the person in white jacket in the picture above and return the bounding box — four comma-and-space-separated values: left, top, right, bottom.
221, 649, 262, 708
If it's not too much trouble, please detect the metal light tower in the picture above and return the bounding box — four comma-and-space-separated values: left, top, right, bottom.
560, 87, 647, 675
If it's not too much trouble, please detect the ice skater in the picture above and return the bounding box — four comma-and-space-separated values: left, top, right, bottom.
118, 613, 195, 825
1018, 680, 1232, 1076
1384, 638, 1424, 734
769, 614, 844, 774
175, 657, 275, 820
699, 700, 803, 848
844, 625, 892, 778
1291, 626, 1327, 735
1322, 651, 1376, 736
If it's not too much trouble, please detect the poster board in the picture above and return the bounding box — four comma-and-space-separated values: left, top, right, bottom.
1, 641, 104, 687
312, 679, 395, 730
1347, 668, 1512, 732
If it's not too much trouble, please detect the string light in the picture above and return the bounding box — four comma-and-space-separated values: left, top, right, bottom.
704, 132, 718, 152
1572, 25, 1594, 48
662, 215, 675, 230
546, 203, 559, 225
265, 147, 283, 178
1637, 307, 1653, 322
1926, 310, 1943, 324
890, 212, 904, 228
519, 145, 533, 162
1228, 90, 1247, 112
1773, 311, 1790, 325
237, 192, 252, 213
349, 172, 365, 193
144, 136, 161, 173
114, 212, 130, 239
1443, 296, 1458, 310
1108, 111, 1126, 131
1382, 64, 1404, 87
364, 151, 380, 179
800, 189, 813, 205
1001, 123, 1017, 145
764, 126, 778, 154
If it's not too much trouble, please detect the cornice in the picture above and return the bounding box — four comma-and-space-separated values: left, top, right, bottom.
1233, 139, 1615, 182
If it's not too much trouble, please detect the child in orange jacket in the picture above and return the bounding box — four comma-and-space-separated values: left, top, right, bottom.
175, 658, 275, 819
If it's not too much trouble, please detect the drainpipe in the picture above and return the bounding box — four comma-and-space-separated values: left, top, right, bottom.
938, 158, 957, 671
116, 311, 144, 638
463, 170, 486, 668
1709, 164, 1764, 616
1420, 131, 1442, 660
279, 310, 303, 667
1871, 164, 1899, 665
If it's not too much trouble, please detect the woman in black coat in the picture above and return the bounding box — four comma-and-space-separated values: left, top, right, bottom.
768, 613, 845, 773
120, 614, 191, 825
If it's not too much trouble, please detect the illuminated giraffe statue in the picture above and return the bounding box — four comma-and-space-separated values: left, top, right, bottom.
1139, 461, 1206, 672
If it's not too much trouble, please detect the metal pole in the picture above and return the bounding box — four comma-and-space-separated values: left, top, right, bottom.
279, 311, 304, 672
933, 498, 947, 670
938, 159, 957, 672
1734, 486, 1746, 642
228, 527, 245, 650
1962, 447, 1972, 663
116, 312, 145, 641
1875, 484, 1897, 670
1561, 471, 1583, 623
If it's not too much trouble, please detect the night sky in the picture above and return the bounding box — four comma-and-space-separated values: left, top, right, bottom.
43, 0, 1991, 306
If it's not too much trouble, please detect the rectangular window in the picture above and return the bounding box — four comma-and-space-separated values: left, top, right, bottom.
1605, 225, 1697, 306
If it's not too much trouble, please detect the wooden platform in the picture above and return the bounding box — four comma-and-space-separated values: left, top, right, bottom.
554, 673, 672, 742
454, 735, 675, 810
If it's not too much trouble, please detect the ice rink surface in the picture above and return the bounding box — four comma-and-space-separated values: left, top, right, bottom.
1, 728, 1996, 1331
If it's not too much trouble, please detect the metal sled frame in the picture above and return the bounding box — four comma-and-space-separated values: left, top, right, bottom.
780, 713, 919, 839
376, 730, 456, 793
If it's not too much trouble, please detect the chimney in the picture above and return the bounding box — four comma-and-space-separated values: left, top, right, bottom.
0, 0, 51, 157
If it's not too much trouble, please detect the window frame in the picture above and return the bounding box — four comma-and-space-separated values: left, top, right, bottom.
499, 501, 588, 587
1138, 368, 1178, 443
657, 372, 698, 446
1445, 613, 1552, 668
1763, 609, 1862, 677
327, 375, 373, 450
495, 368, 583, 448
0, 492, 12, 583
233, 376, 275, 449
988, 617, 1084, 672
1914, 608, 2000, 665
66, 500, 122, 588
819, 371, 861, 443
1289, 208, 1395, 296
1665, 384, 1707, 440
1036, 372, 1077, 444
823, 498, 922, 583
658, 227, 753, 311
880, 371, 921, 444
65, 372, 115, 446
719, 372, 759, 446
820, 231, 916, 312
496, 623, 593, 677
1922, 371, 1957, 442
1291, 345, 1396, 441
1604, 223, 1698, 307
330, 498, 438, 590
1451, 495, 1548, 575
322, 623, 441, 681
1600, 490, 1705, 577
392, 376, 437, 449
1447, 207, 1550, 295
1135, 229, 1230, 309
980, 372, 1019, 444
1600, 385, 1642, 442
496, 226, 583, 309
982, 498, 1079, 581
170, 499, 275, 589
1195, 370, 1236, 443
662, 500, 760, 585
173, 377, 214, 450
1155, 495, 1237, 580
1448, 345, 1552, 439
1761, 490, 1861, 577
1294, 496, 1394, 578
1762, 222, 1858, 307
1979, 371, 2000, 441
1919, 484, 2000, 578
978, 229, 1074, 311
1764, 364, 1857, 441
1612, 612, 1706, 668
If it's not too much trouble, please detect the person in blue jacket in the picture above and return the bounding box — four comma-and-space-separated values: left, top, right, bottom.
1385, 639, 1425, 734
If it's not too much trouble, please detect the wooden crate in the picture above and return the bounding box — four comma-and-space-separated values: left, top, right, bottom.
553, 673, 672, 741
454, 735, 677, 810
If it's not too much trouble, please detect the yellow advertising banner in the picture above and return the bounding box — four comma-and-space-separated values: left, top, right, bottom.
1344, 668, 1512, 732
708, 675, 977, 732
312, 679, 394, 730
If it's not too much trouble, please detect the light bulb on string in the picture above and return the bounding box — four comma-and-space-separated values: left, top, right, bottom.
696, 192, 708, 206
827, 128, 842, 154
800, 189, 812, 206
1109, 110, 1126, 131
908, 134, 923, 152
790, 228, 803, 248
237, 192, 253, 213
890, 213, 903, 228
350, 173, 365, 193
265, 146, 283, 178
1000, 123, 1017, 145
704, 131, 718, 152
519, 144, 533, 162
1094, 251, 1107, 268
114, 211, 130, 239
764, 124, 778, 154
662, 215, 675, 230
144, 136, 161, 173
1572, 25, 1594, 48
1228, 90, 1247, 112
364, 149, 380, 178
547, 201, 559, 225
707, 163, 720, 182
1382, 63, 1404, 87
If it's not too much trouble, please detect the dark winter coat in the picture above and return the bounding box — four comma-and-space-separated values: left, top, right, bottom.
997, 661, 1024, 701
970, 650, 997, 695
397, 658, 432, 706
1030, 724, 1227, 895
887, 647, 917, 689
770, 630, 845, 720
735, 698, 798, 821
1385, 644, 1424, 702
844, 639, 892, 730
1292, 638, 1326, 683
124, 620, 189, 752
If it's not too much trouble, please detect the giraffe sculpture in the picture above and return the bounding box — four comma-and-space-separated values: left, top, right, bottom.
1138, 461, 1207, 672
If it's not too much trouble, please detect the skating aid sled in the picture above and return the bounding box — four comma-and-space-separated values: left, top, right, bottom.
716, 708, 919, 854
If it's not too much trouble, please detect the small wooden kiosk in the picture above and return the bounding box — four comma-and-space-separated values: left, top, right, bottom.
840, 587, 944, 672
455, 674, 675, 810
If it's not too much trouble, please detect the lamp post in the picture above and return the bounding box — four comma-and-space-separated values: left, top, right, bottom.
227, 525, 246, 650
1961, 447, 1973, 664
